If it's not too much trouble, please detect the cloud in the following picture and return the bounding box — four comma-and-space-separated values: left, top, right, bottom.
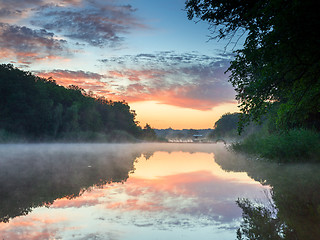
36, 69, 111, 95
0, 0, 82, 10
0, 0, 82, 22
37, 69, 105, 80
101, 52, 236, 110
0, 23, 70, 63
30, 1, 147, 47
29, 51, 236, 111
108, 69, 169, 82
0, 0, 148, 65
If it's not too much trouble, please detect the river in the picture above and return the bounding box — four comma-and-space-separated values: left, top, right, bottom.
0, 143, 319, 239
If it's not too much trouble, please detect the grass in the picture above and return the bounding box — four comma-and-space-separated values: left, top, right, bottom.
232, 129, 320, 162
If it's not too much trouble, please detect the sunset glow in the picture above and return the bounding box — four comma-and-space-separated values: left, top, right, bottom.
0, 0, 243, 128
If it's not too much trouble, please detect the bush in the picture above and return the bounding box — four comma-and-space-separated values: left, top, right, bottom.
0, 129, 26, 143
232, 129, 320, 162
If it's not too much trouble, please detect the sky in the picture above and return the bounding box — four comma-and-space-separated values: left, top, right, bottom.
0, 0, 243, 129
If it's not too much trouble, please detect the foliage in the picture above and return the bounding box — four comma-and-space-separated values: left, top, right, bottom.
185, 0, 320, 132
209, 112, 240, 138
208, 112, 263, 140
0, 64, 143, 141
142, 124, 158, 141
232, 129, 320, 162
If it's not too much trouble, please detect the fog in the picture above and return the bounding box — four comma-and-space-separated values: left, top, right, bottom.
0, 143, 228, 223
1, 142, 320, 239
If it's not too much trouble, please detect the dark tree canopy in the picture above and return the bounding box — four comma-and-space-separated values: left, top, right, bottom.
0, 64, 143, 141
186, 0, 320, 132
142, 123, 157, 141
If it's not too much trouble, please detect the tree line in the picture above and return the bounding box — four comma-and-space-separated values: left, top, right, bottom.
0, 64, 156, 142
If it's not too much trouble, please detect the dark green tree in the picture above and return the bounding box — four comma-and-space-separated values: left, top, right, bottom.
185, 0, 320, 132
142, 123, 157, 141
211, 112, 240, 138
0, 64, 143, 141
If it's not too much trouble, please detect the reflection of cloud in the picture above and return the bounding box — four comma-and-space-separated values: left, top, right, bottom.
0, 231, 54, 240
106, 199, 167, 212
120, 170, 267, 223
51, 198, 99, 208
0, 23, 69, 63
0, 148, 270, 238
0, 215, 64, 240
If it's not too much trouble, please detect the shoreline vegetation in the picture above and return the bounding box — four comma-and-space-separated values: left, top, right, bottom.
185, 0, 320, 163
232, 129, 320, 163
0, 64, 160, 143
208, 112, 320, 163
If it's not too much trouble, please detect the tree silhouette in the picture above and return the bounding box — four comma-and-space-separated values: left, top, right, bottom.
186, 0, 320, 132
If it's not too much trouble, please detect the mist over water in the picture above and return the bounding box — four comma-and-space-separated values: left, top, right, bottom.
0, 143, 319, 239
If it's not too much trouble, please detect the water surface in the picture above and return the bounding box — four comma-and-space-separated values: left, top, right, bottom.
0, 143, 319, 239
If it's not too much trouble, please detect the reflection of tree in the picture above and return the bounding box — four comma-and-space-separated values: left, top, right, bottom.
142, 151, 154, 160
214, 148, 320, 240
236, 197, 297, 240
0, 144, 140, 223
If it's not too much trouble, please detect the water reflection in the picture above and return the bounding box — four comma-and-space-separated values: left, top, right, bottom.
214, 149, 320, 240
0, 144, 139, 223
0, 143, 270, 239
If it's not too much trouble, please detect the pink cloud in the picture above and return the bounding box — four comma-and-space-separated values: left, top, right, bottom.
106, 170, 268, 222
0, 215, 65, 240
35, 66, 235, 110
112, 83, 236, 110
0, 231, 54, 240
36, 70, 112, 96
51, 198, 100, 208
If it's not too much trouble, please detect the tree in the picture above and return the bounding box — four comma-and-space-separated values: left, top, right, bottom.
0, 64, 143, 141
212, 112, 240, 137
142, 124, 157, 141
185, 0, 320, 132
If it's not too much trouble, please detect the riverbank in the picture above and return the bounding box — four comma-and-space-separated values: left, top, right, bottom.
231, 129, 320, 163
0, 129, 141, 143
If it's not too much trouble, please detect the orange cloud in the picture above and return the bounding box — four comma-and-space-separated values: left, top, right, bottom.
36, 70, 112, 96
126, 170, 222, 197
112, 84, 236, 111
